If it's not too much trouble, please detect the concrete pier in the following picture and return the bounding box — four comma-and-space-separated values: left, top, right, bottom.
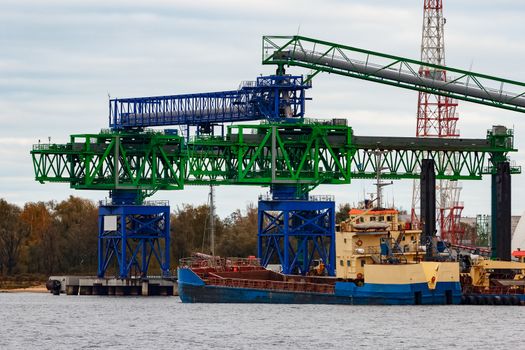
47, 276, 178, 297
142, 280, 149, 296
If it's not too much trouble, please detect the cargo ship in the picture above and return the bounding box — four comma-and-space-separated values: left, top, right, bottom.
178, 207, 464, 305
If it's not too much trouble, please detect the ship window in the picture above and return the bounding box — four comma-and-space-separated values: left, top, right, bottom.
340, 260, 344, 266
402, 235, 406, 241
344, 238, 347, 244
370, 217, 376, 221
347, 260, 351, 267
360, 217, 364, 223
387, 216, 392, 221
378, 216, 384, 221
361, 259, 365, 267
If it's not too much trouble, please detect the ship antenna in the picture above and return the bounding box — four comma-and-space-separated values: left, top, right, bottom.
374, 150, 393, 209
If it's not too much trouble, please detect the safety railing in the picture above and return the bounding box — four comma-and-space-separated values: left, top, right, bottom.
32, 143, 70, 151
98, 199, 169, 206
179, 256, 261, 270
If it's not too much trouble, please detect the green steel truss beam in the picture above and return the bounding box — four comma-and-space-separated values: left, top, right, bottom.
262, 36, 525, 114
31, 123, 518, 192
32, 130, 186, 191
186, 122, 353, 185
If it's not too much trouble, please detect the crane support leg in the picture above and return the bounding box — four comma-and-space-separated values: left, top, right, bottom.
97, 190, 171, 278
420, 159, 436, 260
491, 162, 511, 261
257, 185, 335, 276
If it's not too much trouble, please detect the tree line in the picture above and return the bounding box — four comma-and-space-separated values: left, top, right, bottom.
2, 197, 421, 278
0, 196, 258, 277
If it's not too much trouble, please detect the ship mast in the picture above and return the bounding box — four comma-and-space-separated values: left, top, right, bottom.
374, 151, 392, 209
209, 185, 215, 256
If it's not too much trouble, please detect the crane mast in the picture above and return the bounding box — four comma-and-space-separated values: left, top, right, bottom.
411, 0, 465, 245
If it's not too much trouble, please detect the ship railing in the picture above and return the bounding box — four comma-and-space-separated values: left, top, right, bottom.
225, 257, 261, 268
179, 255, 261, 270
179, 256, 226, 270
359, 245, 410, 256
353, 246, 381, 255
205, 277, 334, 294
357, 245, 409, 264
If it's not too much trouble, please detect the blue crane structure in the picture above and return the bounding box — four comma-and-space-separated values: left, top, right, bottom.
100, 74, 314, 278
109, 75, 310, 136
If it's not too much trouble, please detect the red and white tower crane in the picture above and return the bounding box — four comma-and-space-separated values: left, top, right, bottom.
411, 0, 466, 244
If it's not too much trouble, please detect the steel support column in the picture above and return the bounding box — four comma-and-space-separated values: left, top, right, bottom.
420, 159, 436, 260
257, 186, 335, 276
491, 162, 511, 260
97, 191, 170, 278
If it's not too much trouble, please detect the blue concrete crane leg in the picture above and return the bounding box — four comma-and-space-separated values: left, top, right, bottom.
97, 191, 170, 278
491, 162, 511, 261
257, 186, 335, 276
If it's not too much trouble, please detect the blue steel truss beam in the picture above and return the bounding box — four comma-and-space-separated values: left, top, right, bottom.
109, 75, 310, 130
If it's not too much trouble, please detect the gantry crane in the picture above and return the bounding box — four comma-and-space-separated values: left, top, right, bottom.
31, 35, 522, 278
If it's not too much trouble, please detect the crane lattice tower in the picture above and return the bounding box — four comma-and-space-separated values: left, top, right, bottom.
411, 0, 466, 244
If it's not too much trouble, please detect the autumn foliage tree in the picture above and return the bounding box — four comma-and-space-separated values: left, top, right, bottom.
170, 204, 225, 263
216, 203, 258, 258
169, 203, 259, 264
20, 201, 57, 274
53, 197, 98, 273
0, 196, 99, 276
0, 200, 29, 275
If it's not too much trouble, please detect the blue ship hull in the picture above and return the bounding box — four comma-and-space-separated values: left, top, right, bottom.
177, 268, 462, 305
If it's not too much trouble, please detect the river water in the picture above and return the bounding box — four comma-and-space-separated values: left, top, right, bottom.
0, 293, 522, 349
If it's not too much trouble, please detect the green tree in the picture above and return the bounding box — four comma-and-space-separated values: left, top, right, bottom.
217, 203, 258, 257
0, 199, 29, 275
20, 201, 57, 274
54, 196, 98, 273
336, 203, 352, 223
170, 204, 224, 264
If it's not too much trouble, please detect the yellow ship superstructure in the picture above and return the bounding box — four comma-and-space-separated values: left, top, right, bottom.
336, 208, 425, 280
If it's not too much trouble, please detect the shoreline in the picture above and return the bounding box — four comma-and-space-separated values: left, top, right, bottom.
0, 284, 48, 293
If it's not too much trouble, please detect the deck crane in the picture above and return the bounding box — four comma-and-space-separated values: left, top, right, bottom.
31, 35, 521, 278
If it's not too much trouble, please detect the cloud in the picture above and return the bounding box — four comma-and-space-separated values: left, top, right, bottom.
1, 0, 524, 217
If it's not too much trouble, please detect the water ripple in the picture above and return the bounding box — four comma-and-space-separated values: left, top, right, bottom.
0, 293, 522, 350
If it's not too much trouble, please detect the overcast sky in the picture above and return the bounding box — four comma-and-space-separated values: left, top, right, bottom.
1, 0, 524, 217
